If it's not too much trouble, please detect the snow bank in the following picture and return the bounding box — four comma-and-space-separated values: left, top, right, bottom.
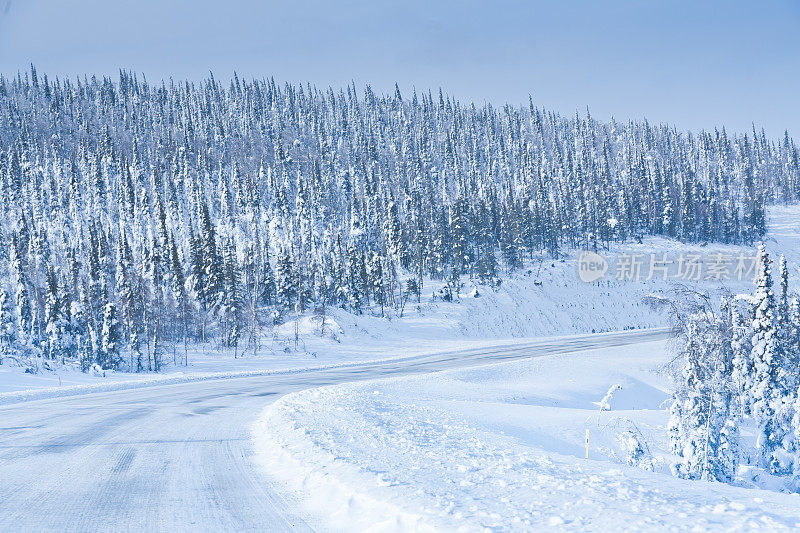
253, 340, 800, 531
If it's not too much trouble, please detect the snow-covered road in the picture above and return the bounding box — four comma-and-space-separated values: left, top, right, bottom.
0, 328, 669, 532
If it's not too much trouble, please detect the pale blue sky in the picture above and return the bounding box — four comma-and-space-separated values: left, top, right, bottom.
0, 0, 797, 137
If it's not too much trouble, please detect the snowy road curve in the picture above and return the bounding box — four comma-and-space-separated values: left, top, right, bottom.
0, 328, 669, 532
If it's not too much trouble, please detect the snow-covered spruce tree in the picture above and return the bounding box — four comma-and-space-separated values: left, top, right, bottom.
187, 224, 206, 317
10, 238, 33, 348
118, 235, 144, 371
788, 297, 800, 370
748, 244, 792, 472
143, 235, 165, 372
275, 248, 296, 314
383, 198, 405, 267
474, 199, 499, 286
669, 297, 738, 482
169, 234, 190, 365
774, 298, 800, 478
43, 266, 62, 361
73, 287, 93, 372
345, 243, 363, 313
789, 390, 800, 485
779, 255, 789, 332
0, 287, 14, 363
200, 202, 223, 314
99, 301, 122, 370
258, 240, 276, 307
679, 174, 696, 242
450, 196, 470, 274
240, 241, 261, 356
499, 191, 522, 270
730, 296, 754, 416
661, 184, 676, 238
368, 252, 385, 317
220, 239, 243, 355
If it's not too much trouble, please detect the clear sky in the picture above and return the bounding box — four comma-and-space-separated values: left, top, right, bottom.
0, 0, 797, 138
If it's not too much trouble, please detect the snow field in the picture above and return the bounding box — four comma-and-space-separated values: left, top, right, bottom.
253, 340, 800, 531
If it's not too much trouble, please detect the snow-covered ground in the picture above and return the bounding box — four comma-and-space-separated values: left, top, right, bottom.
0, 329, 663, 532
5, 206, 800, 528
249, 205, 800, 531
253, 339, 800, 531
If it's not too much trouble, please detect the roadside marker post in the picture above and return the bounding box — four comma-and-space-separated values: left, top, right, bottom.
585, 429, 589, 459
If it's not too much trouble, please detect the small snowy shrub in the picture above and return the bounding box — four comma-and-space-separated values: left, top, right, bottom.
618, 429, 651, 469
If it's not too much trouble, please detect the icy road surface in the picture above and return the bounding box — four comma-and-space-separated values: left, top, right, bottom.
0, 328, 668, 532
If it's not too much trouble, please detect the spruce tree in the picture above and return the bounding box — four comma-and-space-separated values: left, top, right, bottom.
275, 248, 296, 313
778, 255, 790, 334
221, 239, 242, 354
450, 196, 470, 274
346, 243, 363, 313
669, 302, 738, 482
100, 301, 121, 370
43, 267, 62, 361
169, 234, 189, 365
0, 288, 13, 361
200, 202, 222, 311
749, 244, 789, 470
369, 252, 385, 317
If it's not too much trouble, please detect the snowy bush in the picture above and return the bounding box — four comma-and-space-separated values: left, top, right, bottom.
618, 429, 651, 469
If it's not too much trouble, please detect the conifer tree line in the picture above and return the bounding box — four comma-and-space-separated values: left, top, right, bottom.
669, 246, 800, 487
0, 65, 797, 371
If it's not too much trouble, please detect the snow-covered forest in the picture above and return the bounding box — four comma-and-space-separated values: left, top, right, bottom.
0, 66, 798, 373
669, 245, 800, 487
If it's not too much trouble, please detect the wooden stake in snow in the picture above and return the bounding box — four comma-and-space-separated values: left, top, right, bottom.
585, 429, 589, 459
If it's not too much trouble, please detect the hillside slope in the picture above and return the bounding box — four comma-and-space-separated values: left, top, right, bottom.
251, 204, 800, 531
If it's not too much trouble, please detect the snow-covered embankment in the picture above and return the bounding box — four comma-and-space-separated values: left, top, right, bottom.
253, 340, 800, 530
